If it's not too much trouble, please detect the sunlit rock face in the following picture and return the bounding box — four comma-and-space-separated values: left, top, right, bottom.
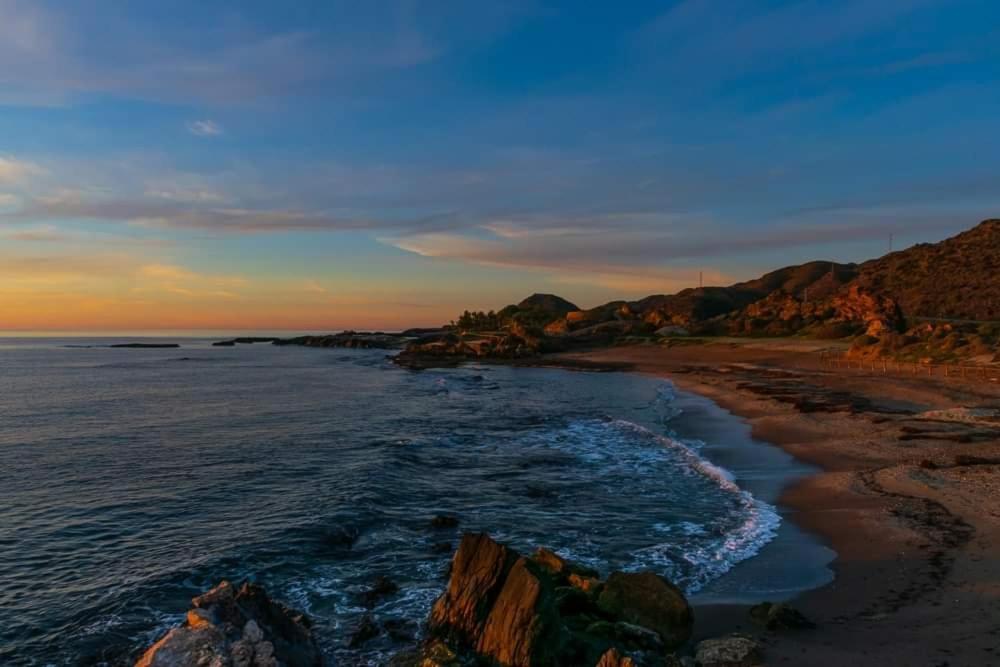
417, 532, 693, 667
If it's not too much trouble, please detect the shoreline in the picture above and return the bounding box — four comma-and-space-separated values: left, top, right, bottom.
544, 342, 1000, 665
651, 381, 835, 607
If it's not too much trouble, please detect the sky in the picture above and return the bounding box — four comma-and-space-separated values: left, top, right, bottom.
1, 0, 999, 331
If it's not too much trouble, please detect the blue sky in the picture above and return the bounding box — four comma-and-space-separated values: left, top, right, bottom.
1, 0, 999, 329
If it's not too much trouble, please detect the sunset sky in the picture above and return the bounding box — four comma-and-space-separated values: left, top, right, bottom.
2, 0, 999, 331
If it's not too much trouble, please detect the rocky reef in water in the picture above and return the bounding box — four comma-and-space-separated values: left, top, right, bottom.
134, 534, 812, 666
134, 580, 322, 667
212, 330, 449, 350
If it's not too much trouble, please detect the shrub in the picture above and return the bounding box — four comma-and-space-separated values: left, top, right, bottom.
810, 321, 861, 339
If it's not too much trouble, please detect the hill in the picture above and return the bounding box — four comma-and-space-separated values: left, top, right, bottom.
516, 293, 580, 317
403, 219, 1000, 364
852, 219, 1000, 321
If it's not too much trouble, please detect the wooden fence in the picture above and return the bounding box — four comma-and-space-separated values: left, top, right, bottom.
819, 352, 1000, 382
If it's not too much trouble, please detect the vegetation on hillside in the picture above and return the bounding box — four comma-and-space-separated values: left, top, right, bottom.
427, 220, 1000, 364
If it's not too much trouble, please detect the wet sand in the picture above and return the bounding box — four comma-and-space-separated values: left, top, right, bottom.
552, 341, 1000, 667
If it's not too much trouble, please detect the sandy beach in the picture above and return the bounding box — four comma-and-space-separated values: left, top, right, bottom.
551, 341, 1000, 667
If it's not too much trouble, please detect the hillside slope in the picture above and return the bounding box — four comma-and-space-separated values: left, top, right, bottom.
404, 219, 1000, 364
852, 219, 1000, 321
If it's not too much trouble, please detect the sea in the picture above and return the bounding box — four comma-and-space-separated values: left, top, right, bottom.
0, 336, 834, 665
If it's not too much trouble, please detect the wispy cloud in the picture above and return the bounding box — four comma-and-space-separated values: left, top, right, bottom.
2, 225, 69, 242
135, 262, 248, 299
0, 156, 43, 184
186, 120, 223, 137
0, 1, 445, 106
302, 279, 328, 294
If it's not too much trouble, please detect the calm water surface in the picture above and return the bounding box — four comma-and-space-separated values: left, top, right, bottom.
0, 338, 831, 665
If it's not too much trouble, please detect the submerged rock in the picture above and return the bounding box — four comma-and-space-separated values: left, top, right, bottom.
348, 615, 381, 648
430, 515, 461, 529
359, 575, 399, 607
134, 580, 322, 667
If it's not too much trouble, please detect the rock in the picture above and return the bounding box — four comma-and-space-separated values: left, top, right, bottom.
382, 618, 417, 642
554, 586, 594, 616
595, 647, 636, 667
596, 572, 693, 649
531, 548, 599, 581
431, 541, 454, 554
360, 575, 399, 606
695, 634, 764, 667
568, 573, 602, 594
273, 332, 409, 349
243, 620, 264, 643
425, 533, 693, 667
612, 622, 663, 652
474, 557, 562, 665
431, 515, 460, 529
349, 614, 381, 648
186, 609, 213, 630
318, 525, 359, 550
253, 641, 276, 667
429, 533, 519, 646
231, 639, 254, 667
388, 638, 466, 666
135, 624, 229, 667
749, 601, 815, 631
134, 580, 322, 667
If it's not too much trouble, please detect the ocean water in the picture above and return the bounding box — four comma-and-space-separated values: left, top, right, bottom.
0, 338, 832, 666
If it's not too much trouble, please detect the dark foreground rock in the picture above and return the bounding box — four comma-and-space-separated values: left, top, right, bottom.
398, 532, 693, 666
694, 634, 763, 667
748, 601, 814, 631
134, 580, 322, 667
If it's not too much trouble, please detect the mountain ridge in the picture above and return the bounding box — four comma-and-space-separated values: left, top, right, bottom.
398, 219, 1000, 365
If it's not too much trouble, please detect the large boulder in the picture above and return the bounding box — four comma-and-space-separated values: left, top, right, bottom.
428, 534, 562, 666
475, 558, 563, 665
428, 533, 519, 644
423, 533, 693, 667
596, 572, 693, 650
134, 581, 322, 667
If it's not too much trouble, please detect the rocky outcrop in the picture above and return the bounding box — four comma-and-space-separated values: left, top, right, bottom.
272, 332, 411, 349
212, 337, 281, 346
394, 331, 556, 368
134, 581, 322, 667
417, 533, 693, 666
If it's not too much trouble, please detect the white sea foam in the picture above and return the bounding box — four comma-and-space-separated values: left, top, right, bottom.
606, 418, 782, 592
